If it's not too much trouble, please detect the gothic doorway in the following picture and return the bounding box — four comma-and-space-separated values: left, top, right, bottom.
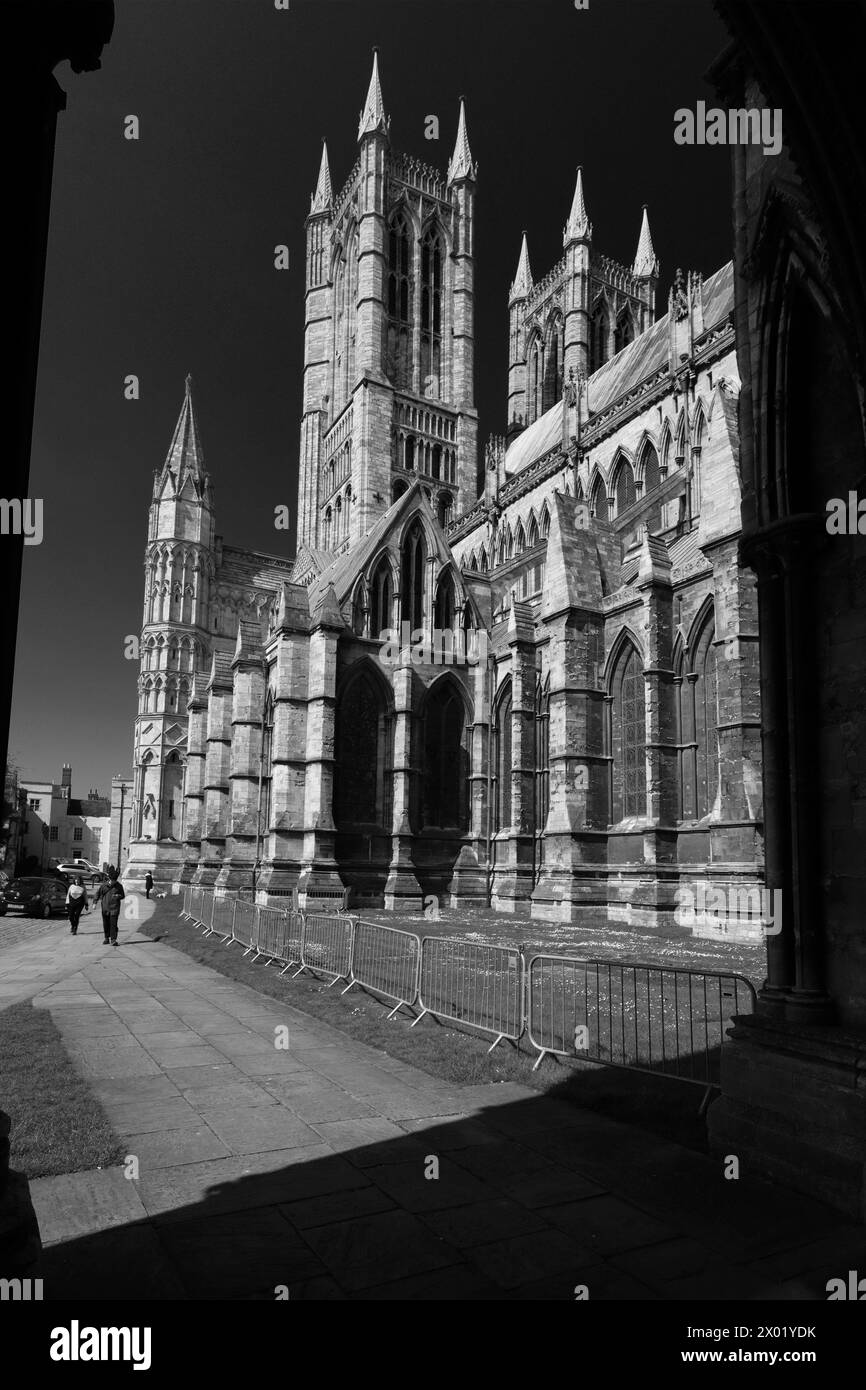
333, 663, 394, 900
415, 676, 471, 899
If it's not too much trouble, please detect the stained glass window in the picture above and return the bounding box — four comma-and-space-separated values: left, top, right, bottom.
494, 684, 513, 832
612, 646, 646, 820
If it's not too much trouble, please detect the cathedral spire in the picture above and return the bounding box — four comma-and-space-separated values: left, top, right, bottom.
563, 166, 592, 244
310, 139, 332, 214
509, 232, 533, 301
633, 204, 659, 277
163, 375, 205, 483
447, 96, 476, 183
357, 48, 388, 140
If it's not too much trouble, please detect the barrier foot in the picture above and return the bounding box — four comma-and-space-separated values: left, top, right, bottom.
410, 1008, 430, 1029
340, 980, 355, 996
291, 965, 306, 979
278, 962, 293, 976
386, 1001, 411, 1020
242, 946, 254, 957
531, 1049, 552, 1073
486, 1033, 507, 1055
326, 976, 343, 989
223, 937, 233, 947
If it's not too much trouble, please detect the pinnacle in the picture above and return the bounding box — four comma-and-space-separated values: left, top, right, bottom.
509, 232, 533, 300
447, 96, 476, 183
633, 205, 659, 277
358, 49, 387, 140
563, 166, 592, 244
163, 376, 205, 482
310, 140, 332, 214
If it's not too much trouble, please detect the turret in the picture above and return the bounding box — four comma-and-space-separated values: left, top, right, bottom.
299, 142, 336, 547
508, 232, 533, 437
632, 205, 659, 332
447, 97, 479, 506
562, 167, 592, 382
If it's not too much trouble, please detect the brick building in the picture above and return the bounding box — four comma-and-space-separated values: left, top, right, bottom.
125, 54, 763, 942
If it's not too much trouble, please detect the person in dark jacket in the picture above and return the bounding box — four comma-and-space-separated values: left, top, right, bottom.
144, 871, 153, 899
66, 875, 88, 935
94, 867, 125, 946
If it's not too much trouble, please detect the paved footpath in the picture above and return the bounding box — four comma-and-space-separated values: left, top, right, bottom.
3, 897, 865, 1300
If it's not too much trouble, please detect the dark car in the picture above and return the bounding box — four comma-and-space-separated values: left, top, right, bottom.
0, 876, 70, 919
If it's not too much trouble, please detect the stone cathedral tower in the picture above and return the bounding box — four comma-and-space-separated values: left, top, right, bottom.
125, 376, 215, 885
296, 51, 479, 565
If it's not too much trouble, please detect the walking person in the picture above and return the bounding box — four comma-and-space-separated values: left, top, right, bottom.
144, 871, 153, 900
66, 875, 88, 935
94, 866, 125, 947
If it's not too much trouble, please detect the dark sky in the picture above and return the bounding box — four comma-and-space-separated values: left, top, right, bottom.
11, 0, 732, 798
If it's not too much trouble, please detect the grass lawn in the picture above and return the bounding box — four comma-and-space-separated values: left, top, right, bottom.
145, 900, 727, 1154
0, 999, 124, 1179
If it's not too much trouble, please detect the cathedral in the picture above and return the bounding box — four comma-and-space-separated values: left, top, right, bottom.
125, 53, 764, 939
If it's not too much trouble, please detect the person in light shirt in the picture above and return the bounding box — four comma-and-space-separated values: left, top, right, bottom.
66, 875, 89, 936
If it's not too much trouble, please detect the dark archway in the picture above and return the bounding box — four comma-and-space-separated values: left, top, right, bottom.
333, 665, 394, 902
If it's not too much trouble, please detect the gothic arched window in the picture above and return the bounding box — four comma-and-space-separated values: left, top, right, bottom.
641, 441, 662, 531
527, 335, 543, 425
610, 643, 646, 821
387, 211, 413, 390
369, 559, 393, 638
614, 307, 635, 354
692, 410, 706, 516
434, 570, 455, 631
334, 670, 394, 831
494, 682, 513, 832
437, 491, 453, 530
420, 224, 443, 398
677, 615, 719, 819
533, 677, 550, 858
351, 580, 367, 637
614, 458, 636, 516
591, 477, 608, 521
422, 680, 469, 830
401, 519, 426, 630
590, 299, 610, 373
543, 314, 564, 411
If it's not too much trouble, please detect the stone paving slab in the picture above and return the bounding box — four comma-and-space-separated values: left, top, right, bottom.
8, 898, 865, 1300
32, 1168, 148, 1245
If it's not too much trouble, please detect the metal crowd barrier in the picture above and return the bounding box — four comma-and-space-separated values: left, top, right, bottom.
343, 919, 421, 1018
179, 886, 191, 919
526, 954, 757, 1105
413, 937, 525, 1053
230, 897, 258, 954
173, 895, 754, 1099
196, 888, 215, 931
293, 912, 354, 986
254, 906, 299, 968
207, 894, 236, 940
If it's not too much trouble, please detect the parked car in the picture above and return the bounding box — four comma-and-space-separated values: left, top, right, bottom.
0, 876, 71, 919
54, 859, 108, 888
